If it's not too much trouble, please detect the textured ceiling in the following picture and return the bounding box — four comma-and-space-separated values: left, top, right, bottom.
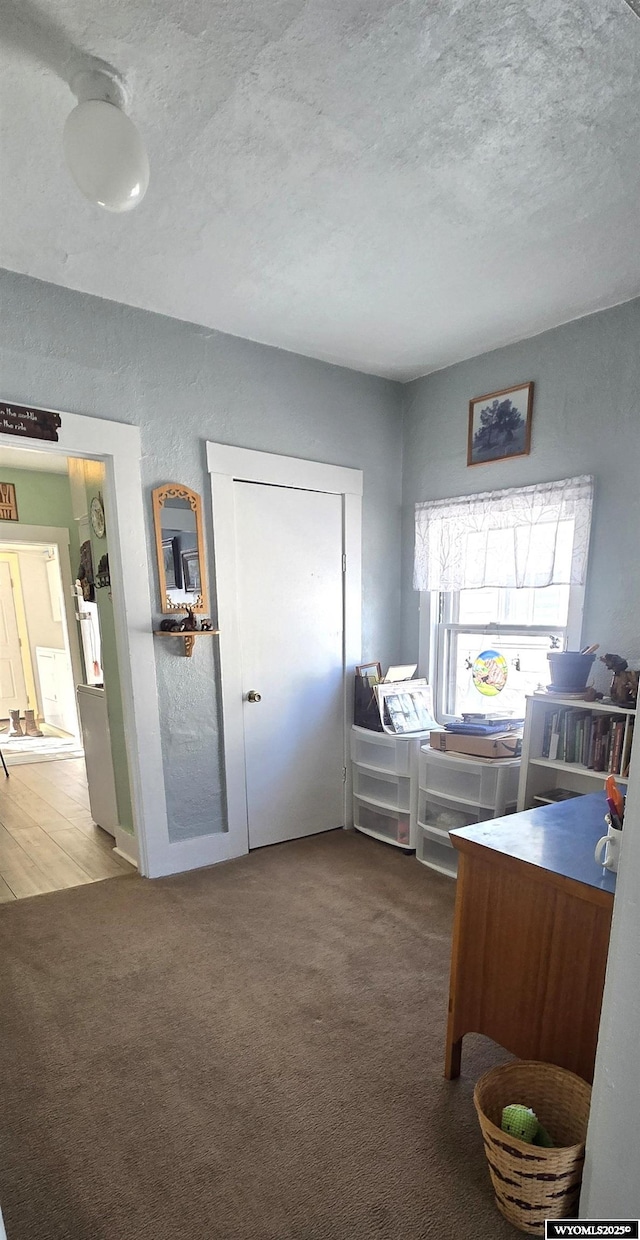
1, 0, 640, 380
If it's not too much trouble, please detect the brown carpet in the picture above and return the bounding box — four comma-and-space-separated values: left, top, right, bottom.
0, 829, 515, 1240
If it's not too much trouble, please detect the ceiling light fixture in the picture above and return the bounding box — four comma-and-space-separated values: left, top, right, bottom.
63, 66, 149, 212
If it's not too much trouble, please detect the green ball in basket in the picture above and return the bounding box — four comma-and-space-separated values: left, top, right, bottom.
501, 1104, 554, 1147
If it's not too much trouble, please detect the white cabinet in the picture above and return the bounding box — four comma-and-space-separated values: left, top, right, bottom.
416, 746, 521, 878
77, 685, 119, 836
350, 725, 431, 850
517, 692, 636, 811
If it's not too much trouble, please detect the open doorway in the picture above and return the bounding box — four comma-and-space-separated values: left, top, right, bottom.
0, 541, 82, 758
0, 445, 136, 902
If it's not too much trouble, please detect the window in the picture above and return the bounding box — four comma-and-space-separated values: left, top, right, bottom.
426, 581, 583, 721
414, 477, 593, 722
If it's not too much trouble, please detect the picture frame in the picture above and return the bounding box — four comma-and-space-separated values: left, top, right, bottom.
0, 481, 18, 521
162, 538, 182, 591
467, 381, 534, 467
182, 549, 201, 593
356, 661, 382, 688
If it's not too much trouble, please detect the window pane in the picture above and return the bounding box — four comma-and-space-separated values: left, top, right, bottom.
447, 631, 555, 717
457, 588, 501, 624
457, 584, 569, 627
531, 585, 569, 626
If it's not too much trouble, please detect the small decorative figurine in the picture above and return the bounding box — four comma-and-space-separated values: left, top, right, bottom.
200, 618, 214, 631
600, 653, 639, 707
159, 617, 182, 632
179, 607, 198, 632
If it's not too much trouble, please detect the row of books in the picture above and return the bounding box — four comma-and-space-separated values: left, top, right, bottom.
540, 708, 634, 776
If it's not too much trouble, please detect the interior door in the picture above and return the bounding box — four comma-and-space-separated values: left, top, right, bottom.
35, 647, 77, 735
234, 480, 345, 849
0, 558, 28, 718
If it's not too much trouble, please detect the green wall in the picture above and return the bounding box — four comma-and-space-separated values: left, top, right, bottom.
0, 466, 75, 534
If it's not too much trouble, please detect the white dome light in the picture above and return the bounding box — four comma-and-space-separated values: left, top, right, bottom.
63, 69, 149, 213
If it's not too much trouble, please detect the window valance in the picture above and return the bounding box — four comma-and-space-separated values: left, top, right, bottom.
413, 475, 594, 593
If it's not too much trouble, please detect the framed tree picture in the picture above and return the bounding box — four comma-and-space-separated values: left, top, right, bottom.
468, 382, 534, 466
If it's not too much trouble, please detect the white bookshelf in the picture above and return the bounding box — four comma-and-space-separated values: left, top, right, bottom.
517, 693, 635, 811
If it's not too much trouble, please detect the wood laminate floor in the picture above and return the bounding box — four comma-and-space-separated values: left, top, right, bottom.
0, 758, 135, 901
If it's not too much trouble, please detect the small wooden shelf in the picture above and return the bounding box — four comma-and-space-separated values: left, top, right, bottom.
153, 629, 220, 657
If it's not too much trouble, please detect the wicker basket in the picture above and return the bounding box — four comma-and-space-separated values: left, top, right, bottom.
474, 1060, 592, 1236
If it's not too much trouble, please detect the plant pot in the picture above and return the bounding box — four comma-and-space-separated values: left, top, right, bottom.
547, 651, 595, 692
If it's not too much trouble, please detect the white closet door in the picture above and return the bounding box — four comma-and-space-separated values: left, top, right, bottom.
234, 480, 345, 849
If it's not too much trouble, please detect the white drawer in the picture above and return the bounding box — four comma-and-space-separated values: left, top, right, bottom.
352, 764, 410, 811
419, 746, 520, 811
416, 829, 458, 877
353, 796, 411, 846
351, 726, 413, 775
418, 789, 480, 834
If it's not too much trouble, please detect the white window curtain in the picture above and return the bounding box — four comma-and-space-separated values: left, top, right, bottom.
414, 475, 594, 593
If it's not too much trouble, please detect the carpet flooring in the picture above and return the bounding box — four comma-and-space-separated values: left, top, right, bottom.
0, 829, 515, 1240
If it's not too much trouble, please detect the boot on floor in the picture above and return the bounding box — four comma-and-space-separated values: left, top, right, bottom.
8, 710, 24, 737
24, 710, 44, 738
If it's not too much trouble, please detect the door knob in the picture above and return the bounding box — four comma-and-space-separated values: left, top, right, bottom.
246, 690, 262, 702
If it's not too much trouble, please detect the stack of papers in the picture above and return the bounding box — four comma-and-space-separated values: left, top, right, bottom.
375, 678, 438, 735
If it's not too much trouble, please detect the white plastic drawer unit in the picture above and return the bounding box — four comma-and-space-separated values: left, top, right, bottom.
353, 797, 411, 846
352, 765, 411, 812
350, 725, 413, 776
419, 746, 520, 814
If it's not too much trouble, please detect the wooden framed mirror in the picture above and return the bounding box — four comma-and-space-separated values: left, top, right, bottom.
152, 484, 208, 613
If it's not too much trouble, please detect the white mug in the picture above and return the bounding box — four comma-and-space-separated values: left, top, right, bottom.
594, 815, 623, 873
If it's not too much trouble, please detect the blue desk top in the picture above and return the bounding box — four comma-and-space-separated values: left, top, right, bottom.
450, 790, 616, 895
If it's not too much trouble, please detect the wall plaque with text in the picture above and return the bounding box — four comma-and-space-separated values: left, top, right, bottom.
0, 482, 18, 521
0, 401, 61, 441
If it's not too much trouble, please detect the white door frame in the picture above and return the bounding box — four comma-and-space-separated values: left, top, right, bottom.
207, 443, 362, 859
0, 405, 173, 877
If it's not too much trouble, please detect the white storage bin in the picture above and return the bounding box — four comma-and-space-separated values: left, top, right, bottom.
416, 829, 457, 878
352, 765, 411, 812
351, 726, 414, 775
353, 797, 411, 846
419, 746, 520, 813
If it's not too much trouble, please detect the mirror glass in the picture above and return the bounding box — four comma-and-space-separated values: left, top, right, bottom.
153, 485, 208, 613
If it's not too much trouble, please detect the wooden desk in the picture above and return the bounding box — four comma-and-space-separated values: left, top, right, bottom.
445, 791, 615, 1083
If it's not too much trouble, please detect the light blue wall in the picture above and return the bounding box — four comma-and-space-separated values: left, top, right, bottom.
0, 268, 403, 842
401, 298, 640, 689
5, 267, 637, 840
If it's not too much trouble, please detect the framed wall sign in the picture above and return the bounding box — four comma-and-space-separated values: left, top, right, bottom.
0, 482, 18, 521
0, 401, 61, 442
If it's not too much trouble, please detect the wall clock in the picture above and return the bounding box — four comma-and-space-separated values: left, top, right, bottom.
90, 494, 106, 539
